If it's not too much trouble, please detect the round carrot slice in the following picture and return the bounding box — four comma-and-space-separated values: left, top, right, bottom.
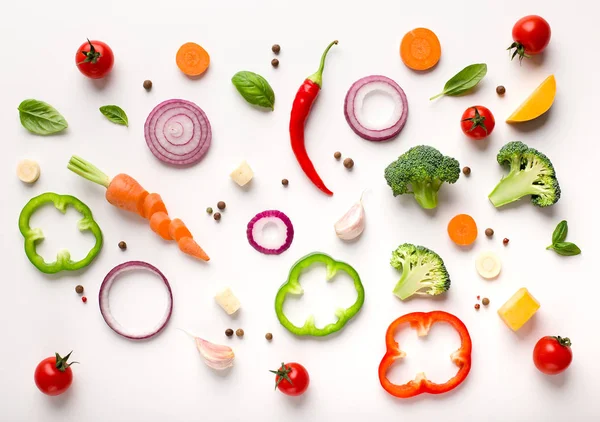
400, 28, 441, 71
448, 214, 478, 246
176, 42, 210, 76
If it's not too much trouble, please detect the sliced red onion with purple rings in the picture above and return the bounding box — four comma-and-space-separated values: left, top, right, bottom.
99, 261, 173, 340
247, 210, 294, 255
344, 75, 408, 142
144, 99, 212, 166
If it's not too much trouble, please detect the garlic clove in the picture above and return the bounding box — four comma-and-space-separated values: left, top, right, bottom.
334, 197, 366, 241
195, 336, 235, 370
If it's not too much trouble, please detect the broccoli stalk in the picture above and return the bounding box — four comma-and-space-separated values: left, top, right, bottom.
390, 244, 451, 300
488, 141, 561, 208
385, 145, 460, 209
411, 179, 443, 209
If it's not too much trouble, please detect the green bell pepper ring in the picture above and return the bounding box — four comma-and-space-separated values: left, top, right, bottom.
275, 252, 365, 337
18, 193, 103, 274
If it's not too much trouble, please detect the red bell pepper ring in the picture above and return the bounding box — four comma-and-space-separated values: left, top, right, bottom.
378, 311, 472, 398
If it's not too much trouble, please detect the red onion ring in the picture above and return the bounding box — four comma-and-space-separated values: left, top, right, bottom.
144, 99, 212, 166
344, 75, 408, 142
99, 261, 173, 340
247, 210, 294, 255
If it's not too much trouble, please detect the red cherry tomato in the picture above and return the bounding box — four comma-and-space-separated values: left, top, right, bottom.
533, 336, 572, 375
75, 39, 114, 79
271, 362, 310, 396
508, 15, 551, 61
460, 106, 495, 140
34, 352, 77, 396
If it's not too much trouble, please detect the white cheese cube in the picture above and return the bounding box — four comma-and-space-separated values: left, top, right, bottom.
215, 288, 241, 315
230, 161, 254, 186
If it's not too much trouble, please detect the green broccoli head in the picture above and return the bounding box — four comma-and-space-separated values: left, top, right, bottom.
489, 141, 561, 208
390, 243, 451, 300
384, 145, 460, 209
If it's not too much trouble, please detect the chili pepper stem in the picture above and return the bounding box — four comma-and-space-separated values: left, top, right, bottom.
67, 155, 111, 188
307, 40, 338, 87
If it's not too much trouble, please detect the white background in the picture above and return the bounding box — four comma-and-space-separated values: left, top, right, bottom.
1, 0, 598, 421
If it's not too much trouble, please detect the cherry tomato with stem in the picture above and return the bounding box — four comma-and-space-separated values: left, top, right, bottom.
270, 362, 310, 396
508, 15, 551, 62
75, 39, 114, 79
34, 351, 78, 396
533, 336, 572, 375
460, 106, 495, 140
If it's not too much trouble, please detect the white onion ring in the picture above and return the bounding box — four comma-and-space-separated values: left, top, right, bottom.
99, 261, 173, 340
246, 210, 294, 255
344, 75, 408, 142
144, 99, 212, 166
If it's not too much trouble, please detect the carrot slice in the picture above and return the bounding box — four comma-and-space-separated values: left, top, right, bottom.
400, 28, 441, 71
448, 214, 478, 246
150, 212, 172, 240
169, 218, 192, 241
142, 193, 168, 220
176, 42, 210, 76
178, 237, 210, 261
106, 174, 148, 217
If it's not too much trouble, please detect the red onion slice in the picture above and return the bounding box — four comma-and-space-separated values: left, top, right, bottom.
247, 210, 294, 255
99, 261, 173, 340
144, 99, 212, 166
344, 75, 408, 142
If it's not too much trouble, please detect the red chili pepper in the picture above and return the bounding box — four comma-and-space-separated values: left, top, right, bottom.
289, 40, 338, 196
378, 311, 472, 398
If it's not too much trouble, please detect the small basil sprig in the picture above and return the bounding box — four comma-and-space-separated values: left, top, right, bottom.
430, 64, 487, 100
546, 220, 581, 256
99, 105, 129, 126
18, 99, 68, 135
231, 71, 275, 110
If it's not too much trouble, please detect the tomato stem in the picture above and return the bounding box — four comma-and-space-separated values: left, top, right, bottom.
553, 336, 572, 347
77, 39, 102, 65
269, 362, 294, 390
507, 42, 530, 64
55, 351, 79, 372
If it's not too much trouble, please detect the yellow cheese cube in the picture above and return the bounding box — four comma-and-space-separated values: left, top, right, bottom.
498, 288, 540, 331
215, 288, 241, 315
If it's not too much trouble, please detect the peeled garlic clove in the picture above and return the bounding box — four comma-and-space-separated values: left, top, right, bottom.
334, 197, 365, 240
195, 337, 235, 370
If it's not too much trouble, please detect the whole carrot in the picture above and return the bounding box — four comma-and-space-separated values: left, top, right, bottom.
67, 156, 209, 261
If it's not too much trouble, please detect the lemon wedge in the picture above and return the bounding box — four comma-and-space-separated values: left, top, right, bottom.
506, 75, 556, 123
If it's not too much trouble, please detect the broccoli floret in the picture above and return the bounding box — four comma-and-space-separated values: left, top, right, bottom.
488, 141, 561, 208
384, 145, 460, 209
390, 243, 451, 300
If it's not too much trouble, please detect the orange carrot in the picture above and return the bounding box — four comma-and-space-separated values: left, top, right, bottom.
142, 193, 168, 219
150, 212, 172, 240
176, 42, 210, 76
68, 156, 209, 261
178, 237, 210, 262
400, 28, 441, 71
448, 214, 478, 246
169, 218, 192, 241
106, 173, 148, 216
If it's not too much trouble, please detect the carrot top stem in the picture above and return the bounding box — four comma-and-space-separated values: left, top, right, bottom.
67, 155, 111, 188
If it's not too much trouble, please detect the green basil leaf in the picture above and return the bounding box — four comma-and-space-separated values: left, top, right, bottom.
551, 220, 568, 244
430, 64, 487, 100
550, 242, 581, 256
231, 71, 275, 110
18, 99, 68, 135
99, 105, 129, 127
